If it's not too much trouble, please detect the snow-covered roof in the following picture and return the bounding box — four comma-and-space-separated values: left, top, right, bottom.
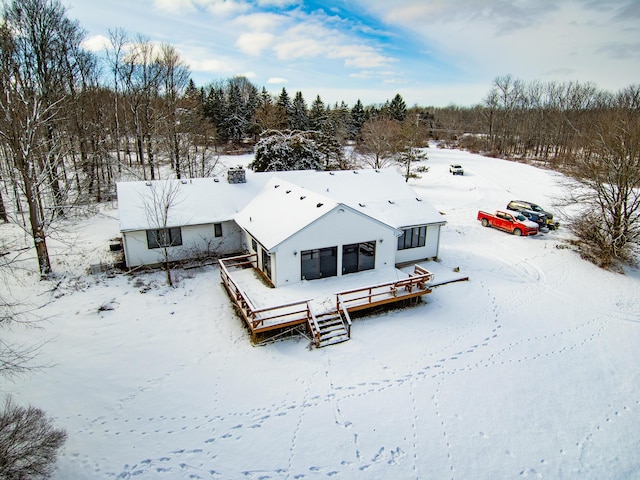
116, 177, 265, 232
270, 169, 445, 228
117, 168, 445, 232
234, 178, 341, 251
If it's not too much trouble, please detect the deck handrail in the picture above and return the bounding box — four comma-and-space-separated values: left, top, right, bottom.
308, 307, 322, 343
337, 295, 352, 338
220, 254, 312, 331
220, 258, 435, 336
336, 266, 433, 311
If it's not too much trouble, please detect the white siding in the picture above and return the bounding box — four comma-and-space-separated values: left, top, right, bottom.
267, 207, 397, 287
122, 220, 243, 268
394, 224, 442, 264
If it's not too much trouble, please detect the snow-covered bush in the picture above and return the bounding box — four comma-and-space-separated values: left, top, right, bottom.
250, 130, 324, 172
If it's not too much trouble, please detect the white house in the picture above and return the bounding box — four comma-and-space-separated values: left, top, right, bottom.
116, 168, 446, 285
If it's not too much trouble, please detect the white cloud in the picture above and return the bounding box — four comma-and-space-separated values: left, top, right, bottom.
187, 57, 235, 73
269, 20, 395, 70
255, 0, 298, 7
233, 12, 285, 30
81, 34, 110, 52
267, 77, 288, 84
235, 32, 275, 56
152, 0, 249, 16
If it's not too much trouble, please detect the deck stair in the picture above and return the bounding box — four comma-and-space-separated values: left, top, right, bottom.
309, 309, 350, 348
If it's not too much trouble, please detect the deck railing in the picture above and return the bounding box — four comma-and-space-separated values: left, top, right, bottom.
220, 257, 435, 336
219, 254, 312, 333
337, 296, 353, 338
336, 265, 434, 312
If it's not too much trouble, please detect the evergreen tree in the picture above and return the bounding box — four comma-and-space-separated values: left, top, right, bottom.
203, 85, 227, 143
329, 101, 351, 144
389, 93, 407, 121
225, 82, 246, 143
291, 91, 309, 131
255, 87, 285, 131
315, 121, 345, 169
350, 99, 367, 139
309, 95, 327, 131
276, 87, 293, 128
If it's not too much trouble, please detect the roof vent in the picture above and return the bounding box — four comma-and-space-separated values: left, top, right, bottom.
388, 200, 395, 204
274, 184, 280, 188
286, 190, 291, 194
227, 167, 246, 184
316, 202, 323, 208
359, 203, 365, 207
416, 197, 422, 202
214, 178, 219, 183
300, 196, 306, 200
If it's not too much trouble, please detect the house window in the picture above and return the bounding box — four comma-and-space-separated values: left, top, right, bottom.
214, 223, 223, 238
251, 238, 257, 252
342, 241, 376, 274
146, 228, 182, 249
397, 226, 427, 250
261, 248, 272, 280
301, 247, 337, 280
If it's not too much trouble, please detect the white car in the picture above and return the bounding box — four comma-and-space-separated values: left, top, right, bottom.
449, 164, 464, 175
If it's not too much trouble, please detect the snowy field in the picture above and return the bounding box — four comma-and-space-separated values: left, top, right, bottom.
3, 146, 640, 479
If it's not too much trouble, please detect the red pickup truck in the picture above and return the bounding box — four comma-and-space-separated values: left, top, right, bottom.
477, 210, 539, 236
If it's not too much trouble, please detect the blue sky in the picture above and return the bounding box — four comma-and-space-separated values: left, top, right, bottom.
67, 0, 640, 107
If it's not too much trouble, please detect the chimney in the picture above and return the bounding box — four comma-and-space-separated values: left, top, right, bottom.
227, 167, 246, 184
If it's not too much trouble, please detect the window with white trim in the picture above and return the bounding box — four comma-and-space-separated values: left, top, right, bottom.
146, 228, 183, 249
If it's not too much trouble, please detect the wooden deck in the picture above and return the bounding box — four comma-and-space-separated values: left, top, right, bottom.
219, 254, 443, 346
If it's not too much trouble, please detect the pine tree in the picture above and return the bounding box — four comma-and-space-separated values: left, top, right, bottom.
350, 99, 367, 139
276, 88, 293, 129
291, 91, 309, 131
389, 93, 407, 121
225, 82, 246, 143
329, 101, 351, 144
203, 85, 227, 144
309, 95, 327, 131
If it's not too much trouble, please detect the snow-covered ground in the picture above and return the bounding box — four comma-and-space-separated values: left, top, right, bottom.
3, 147, 639, 479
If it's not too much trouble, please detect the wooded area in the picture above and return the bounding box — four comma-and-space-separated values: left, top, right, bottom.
1, 0, 639, 276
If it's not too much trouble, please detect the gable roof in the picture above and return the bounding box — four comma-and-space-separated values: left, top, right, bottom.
235, 178, 356, 251
269, 169, 445, 229
116, 168, 445, 233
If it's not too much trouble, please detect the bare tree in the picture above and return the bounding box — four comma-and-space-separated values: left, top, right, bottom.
106, 28, 129, 172
398, 114, 429, 181
0, 298, 40, 379
356, 117, 403, 169
0, 396, 67, 479
121, 36, 162, 180
158, 43, 191, 179
143, 181, 183, 286
567, 97, 640, 267
0, 0, 91, 276
0, 26, 56, 276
